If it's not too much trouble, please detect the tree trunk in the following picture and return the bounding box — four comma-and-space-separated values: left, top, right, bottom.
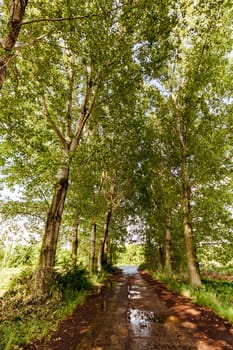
36, 163, 69, 293
175, 110, 201, 287
34, 60, 100, 296
182, 156, 201, 287
157, 242, 164, 271
164, 210, 172, 275
108, 240, 113, 266
101, 208, 112, 268
97, 239, 104, 274
89, 221, 97, 274
145, 228, 154, 268
71, 218, 79, 266
0, 0, 28, 89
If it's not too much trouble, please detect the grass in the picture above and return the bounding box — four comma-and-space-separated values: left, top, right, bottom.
0, 267, 23, 297
1, 291, 89, 350
0, 265, 99, 350
148, 270, 233, 324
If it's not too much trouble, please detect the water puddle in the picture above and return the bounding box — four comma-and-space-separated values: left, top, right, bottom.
128, 289, 141, 299
127, 308, 168, 337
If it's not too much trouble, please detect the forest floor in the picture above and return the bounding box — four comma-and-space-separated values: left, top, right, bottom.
23, 267, 233, 350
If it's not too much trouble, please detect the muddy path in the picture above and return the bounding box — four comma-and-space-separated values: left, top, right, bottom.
24, 266, 233, 350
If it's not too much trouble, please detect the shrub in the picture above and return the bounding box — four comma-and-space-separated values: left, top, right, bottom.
57, 265, 92, 300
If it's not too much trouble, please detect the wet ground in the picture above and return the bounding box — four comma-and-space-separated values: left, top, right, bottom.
24, 266, 233, 350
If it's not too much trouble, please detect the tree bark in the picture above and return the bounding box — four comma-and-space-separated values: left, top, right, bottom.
145, 228, 154, 267
71, 218, 79, 266
174, 109, 201, 287
97, 239, 104, 274
182, 155, 201, 287
89, 221, 97, 274
157, 242, 164, 271
36, 161, 69, 293
100, 207, 112, 268
34, 59, 101, 296
0, 0, 28, 89
164, 210, 172, 275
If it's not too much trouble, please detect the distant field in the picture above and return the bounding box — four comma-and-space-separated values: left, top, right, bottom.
0, 267, 23, 297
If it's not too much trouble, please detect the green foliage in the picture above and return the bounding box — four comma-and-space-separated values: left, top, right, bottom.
0, 267, 23, 297
57, 265, 92, 300
202, 278, 233, 306
0, 0, 232, 305
3, 243, 40, 268
117, 244, 144, 266
198, 243, 233, 269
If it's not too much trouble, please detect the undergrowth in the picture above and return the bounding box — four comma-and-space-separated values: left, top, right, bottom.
0, 265, 98, 350
147, 270, 233, 324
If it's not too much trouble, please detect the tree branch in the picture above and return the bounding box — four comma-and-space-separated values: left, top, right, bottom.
21, 13, 100, 26
70, 70, 103, 151
65, 54, 75, 141
21, 3, 126, 26
15, 31, 55, 51
42, 96, 67, 150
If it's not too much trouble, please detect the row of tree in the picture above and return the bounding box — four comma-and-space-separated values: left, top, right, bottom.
0, 0, 232, 295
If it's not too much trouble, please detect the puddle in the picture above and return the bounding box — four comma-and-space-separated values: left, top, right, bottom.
127, 308, 168, 337
128, 289, 141, 299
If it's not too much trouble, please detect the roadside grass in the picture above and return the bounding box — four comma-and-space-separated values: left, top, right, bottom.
0, 267, 23, 297
0, 265, 108, 350
148, 271, 233, 324
204, 265, 233, 275
1, 290, 89, 350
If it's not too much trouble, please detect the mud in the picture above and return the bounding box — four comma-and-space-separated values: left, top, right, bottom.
23, 266, 233, 350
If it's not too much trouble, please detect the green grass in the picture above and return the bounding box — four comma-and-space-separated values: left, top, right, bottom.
148, 270, 233, 324
0, 267, 23, 297
0, 291, 90, 350
0, 265, 111, 350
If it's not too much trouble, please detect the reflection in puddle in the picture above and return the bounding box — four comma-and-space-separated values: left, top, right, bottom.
127, 309, 168, 337
128, 289, 141, 299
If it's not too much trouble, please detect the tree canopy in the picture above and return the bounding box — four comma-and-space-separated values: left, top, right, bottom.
0, 0, 232, 292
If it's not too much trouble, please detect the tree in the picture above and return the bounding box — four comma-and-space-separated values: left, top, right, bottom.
0, 0, 232, 293
33, 1, 141, 292
142, 1, 232, 286
0, 0, 28, 88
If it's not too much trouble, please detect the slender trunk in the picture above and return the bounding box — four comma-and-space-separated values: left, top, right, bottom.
157, 242, 164, 271
0, 0, 28, 89
71, 218, 79, 266
182, 156, 201, 287
3, 235, 14, 267
36, 162, 69, 293
97, 239, 104, 274
101, 208, 112, 268
109, 240, 113, 266
145, 228, 154, 267
89, 221, 97, 274
34, 64, 100, 296
164, 210, 172, 275
175, 110, 201, 287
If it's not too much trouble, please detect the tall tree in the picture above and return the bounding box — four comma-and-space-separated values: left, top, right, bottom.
34, 1, 141, 292
0, 0, 28, 88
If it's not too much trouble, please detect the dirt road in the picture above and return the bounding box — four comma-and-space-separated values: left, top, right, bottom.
24, 266, 233, 350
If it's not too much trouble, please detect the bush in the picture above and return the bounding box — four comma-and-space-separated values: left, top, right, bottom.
57, 265, 92, 300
